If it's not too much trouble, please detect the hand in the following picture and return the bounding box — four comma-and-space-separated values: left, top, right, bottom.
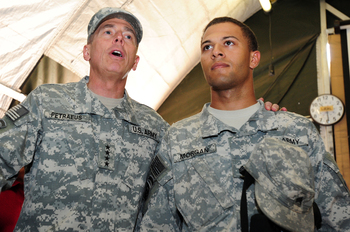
259, 97, 287, 112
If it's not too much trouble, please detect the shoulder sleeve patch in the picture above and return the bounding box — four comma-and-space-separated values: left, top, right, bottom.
143, 155, 169, 201
323, 152, 339, 172
149, 155, 167, 181
5, 104, 29, 122
323, 152, 350, 193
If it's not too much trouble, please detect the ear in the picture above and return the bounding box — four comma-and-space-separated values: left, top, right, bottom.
249, 50, 260, 69
83, 44, 91, 61
132, 55, 140, 71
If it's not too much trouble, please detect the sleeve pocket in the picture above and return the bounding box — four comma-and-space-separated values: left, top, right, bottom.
323, 152, 350, 194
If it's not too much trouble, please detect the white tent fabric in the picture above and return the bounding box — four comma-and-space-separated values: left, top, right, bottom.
0, 0, 261, 117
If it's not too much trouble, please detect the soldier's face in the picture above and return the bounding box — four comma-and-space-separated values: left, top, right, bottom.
84, 18, 140, 79
200, 22, 259, 91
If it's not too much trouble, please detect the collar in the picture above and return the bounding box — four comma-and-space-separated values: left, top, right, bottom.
74, 76, 93, 115
114, 90, 139, 125
73, 76, 139, 125
200, 100, 278, 138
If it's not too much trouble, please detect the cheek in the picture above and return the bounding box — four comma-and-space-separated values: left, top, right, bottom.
92, 47, 106, 62
232, 53, 248, 68
200, 56, 211, 70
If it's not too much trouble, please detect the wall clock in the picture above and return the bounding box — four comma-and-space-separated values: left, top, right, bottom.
310, 94, 345, 125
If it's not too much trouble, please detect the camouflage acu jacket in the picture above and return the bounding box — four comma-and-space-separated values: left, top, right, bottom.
0, 76, 169, 231
140, 101, 350, 231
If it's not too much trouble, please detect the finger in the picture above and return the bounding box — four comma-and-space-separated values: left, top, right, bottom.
272, 104, 279, 112
264, 101, 273, 110
280, 107, 287, 111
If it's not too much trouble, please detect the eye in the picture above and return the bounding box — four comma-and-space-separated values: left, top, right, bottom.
202, 44, 212, 51
105, 30, 112, 35
123, 31, 136, 43
224, 41, 234, 46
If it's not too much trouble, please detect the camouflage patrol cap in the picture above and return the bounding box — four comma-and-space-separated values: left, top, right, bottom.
87, 7, 143, 44
243, 137, 315, 232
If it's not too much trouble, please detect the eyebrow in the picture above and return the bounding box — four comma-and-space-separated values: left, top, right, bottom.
100, 24, 136, 36
201, 36, 239, 46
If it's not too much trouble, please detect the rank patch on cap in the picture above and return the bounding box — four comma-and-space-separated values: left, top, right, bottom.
6, 105, 29, 122
0, 119, 7, 129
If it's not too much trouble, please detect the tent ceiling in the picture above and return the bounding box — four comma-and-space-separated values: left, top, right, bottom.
0, 0, 261, 115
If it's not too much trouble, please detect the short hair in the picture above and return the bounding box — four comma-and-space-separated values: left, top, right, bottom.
202, 17, 258, 51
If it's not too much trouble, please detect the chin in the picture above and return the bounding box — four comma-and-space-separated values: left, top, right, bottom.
208, 80, 236, 91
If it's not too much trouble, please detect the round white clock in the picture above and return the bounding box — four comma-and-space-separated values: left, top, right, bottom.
309, 94, 345, 125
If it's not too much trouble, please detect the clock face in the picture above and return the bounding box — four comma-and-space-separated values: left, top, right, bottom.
310, 94, 345, 125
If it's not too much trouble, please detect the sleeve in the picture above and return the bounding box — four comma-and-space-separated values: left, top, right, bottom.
307, 123, 350, 231
316, 152, 350, 231
139, 134, 183, 232
134, 120, 170, 231
0, 89, 42, 191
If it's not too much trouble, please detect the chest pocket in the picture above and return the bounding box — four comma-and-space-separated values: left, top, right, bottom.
119, 122, 159, 192
174, 158, 234, 230
41, 111, 95, 181
64, 120, 95, 180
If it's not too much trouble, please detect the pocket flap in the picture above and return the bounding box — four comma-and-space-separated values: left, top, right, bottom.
192, 159, 234, 209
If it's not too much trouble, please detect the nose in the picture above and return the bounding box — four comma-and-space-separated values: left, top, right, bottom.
114, 32, 124, 45
212, 45, 224, 59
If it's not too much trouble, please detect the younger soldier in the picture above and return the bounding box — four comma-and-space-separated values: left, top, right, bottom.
140, 17, 350, 231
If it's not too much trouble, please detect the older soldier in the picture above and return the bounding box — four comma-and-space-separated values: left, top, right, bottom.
140, 17, 350, 231
0, 7, 169, 231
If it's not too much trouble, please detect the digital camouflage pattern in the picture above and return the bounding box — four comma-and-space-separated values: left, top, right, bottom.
87, 7, 143, 44
244, 137, 315, 232
0, 76, 169, 231
140, 101, 350, 231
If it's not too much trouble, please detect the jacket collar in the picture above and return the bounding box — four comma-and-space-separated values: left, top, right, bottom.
73, 76, 139, 125
200, 100, 278, 138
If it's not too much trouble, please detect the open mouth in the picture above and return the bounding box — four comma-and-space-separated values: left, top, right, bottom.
112, 50, 123, 57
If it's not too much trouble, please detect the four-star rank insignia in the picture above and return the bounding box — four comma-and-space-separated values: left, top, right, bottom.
98, 141, 115, 170
104, 145, 111, 167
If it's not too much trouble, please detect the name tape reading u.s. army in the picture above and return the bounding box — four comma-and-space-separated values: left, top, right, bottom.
129, 125, 158, 141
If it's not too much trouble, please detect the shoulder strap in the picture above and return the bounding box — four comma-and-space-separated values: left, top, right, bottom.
313, 202, 322, 229
239, 167, 255, 232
